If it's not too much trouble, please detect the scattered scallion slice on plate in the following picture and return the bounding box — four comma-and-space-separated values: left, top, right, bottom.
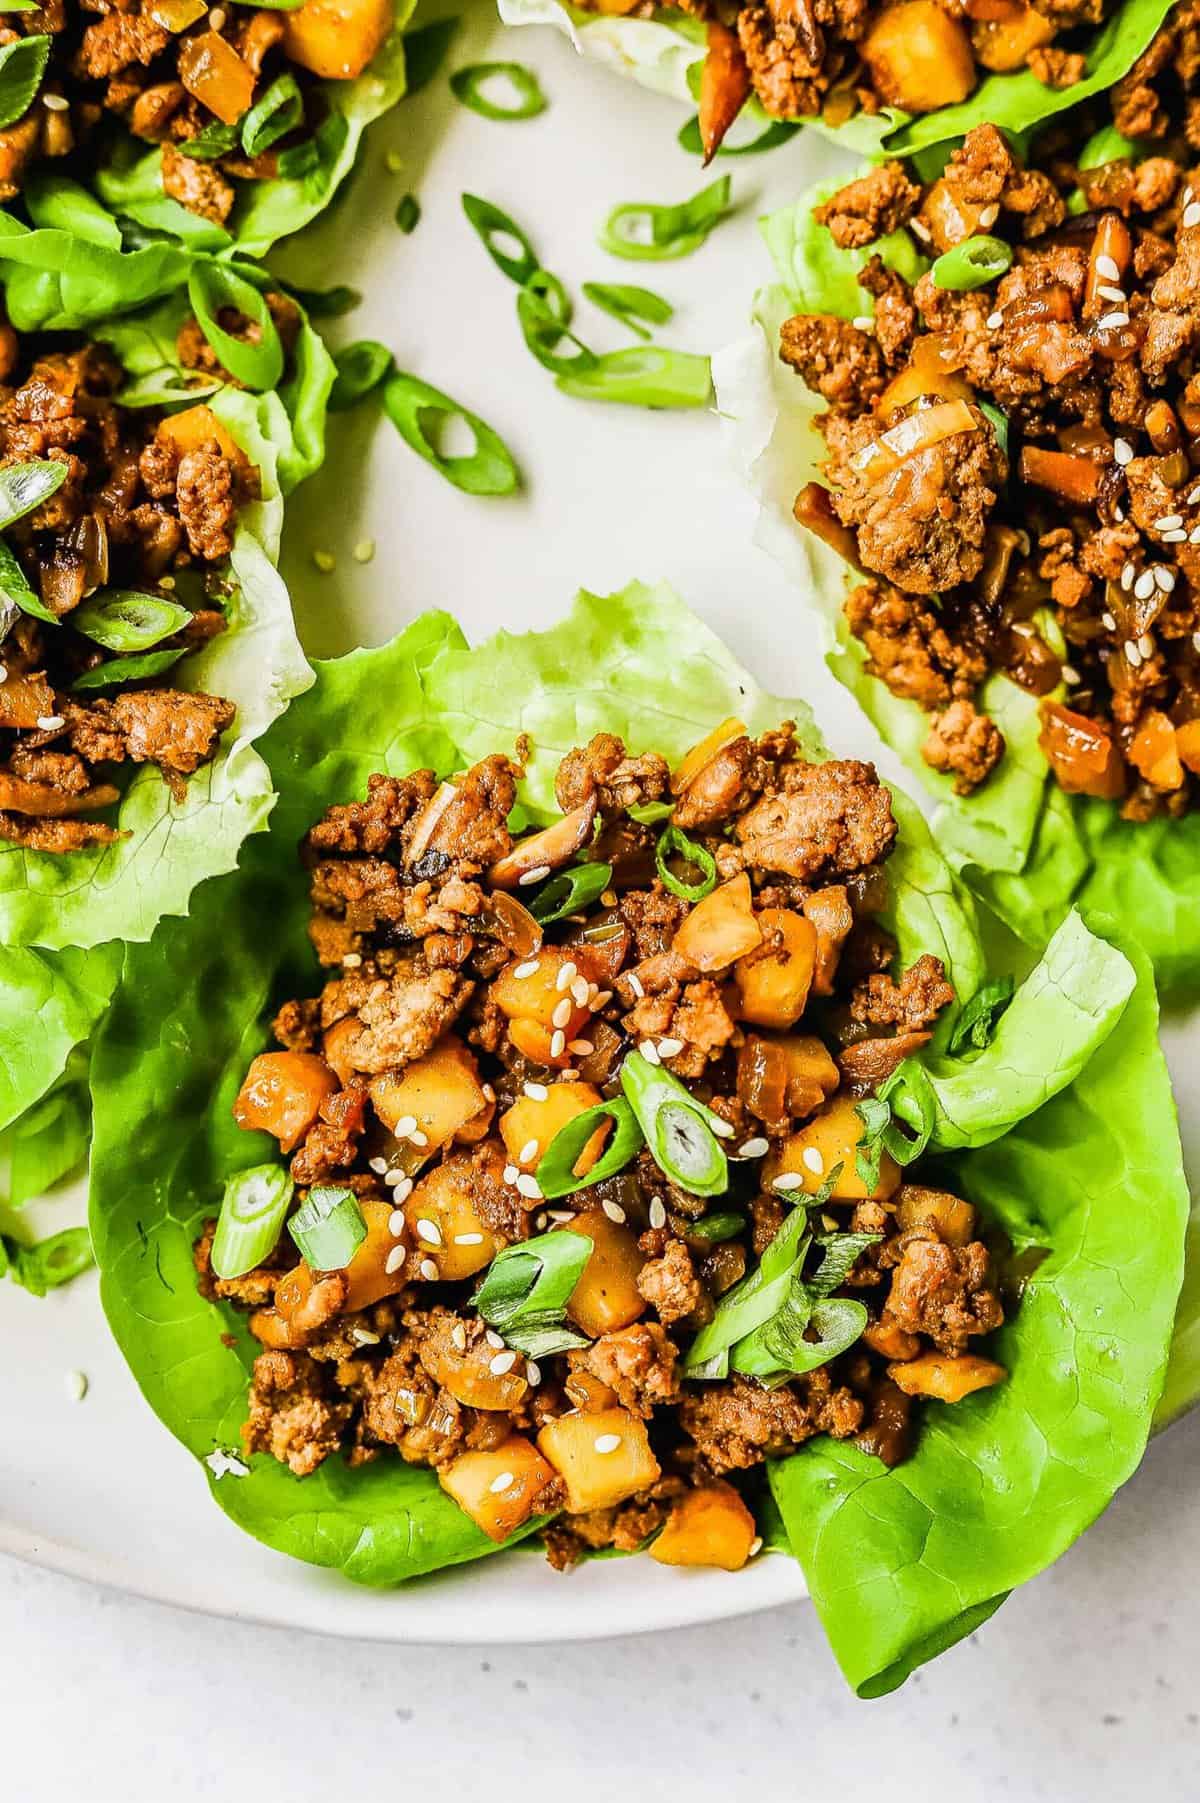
450, 61, 547, 122
461, 193, 539, 285
555, 347, 712, 410
329, 339, 394, 412
382, 370, 520, 496
598, 176, 731, 262
581, 281, 673, 341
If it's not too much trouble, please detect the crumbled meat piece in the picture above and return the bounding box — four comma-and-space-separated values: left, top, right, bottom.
542, 1482, 685, 1569
665, 980, 737, 1077
1028, 46, 1085, 87
851, 953, 955, 1033
555, 732, 670, 815
65, 690, 236, 785
619, 886, 691, 958
636, 1240, 704, 1326
883, 1238, 1004, 1354
735, 757, 897, 880
680, 1370, 863, 1473
289, 1085, 369, 1188
569, 1322, 680, 1416
845, 580, 987, 711
241, 1349, 353, 1477
922, 699, 1005, 793
75, 10, 171, 80
175, 446, 238, 561
320, 960, 473, 1073
814, 162, 922, 250
161, 146, 235, 226
779, 313, 886, 413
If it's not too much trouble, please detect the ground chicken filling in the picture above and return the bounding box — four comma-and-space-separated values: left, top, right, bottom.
198, 724, 1011, 1570
782, 88, 1200, 819
576, 0, 1127, 159
0, 300, 292, 851
0, 0, 394, 220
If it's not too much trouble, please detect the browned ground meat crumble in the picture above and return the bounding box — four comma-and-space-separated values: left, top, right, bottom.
0, 300, 301, 848
783, 86, 1200, 818
199, 725, 1010, 1568
0, 0, 393, 217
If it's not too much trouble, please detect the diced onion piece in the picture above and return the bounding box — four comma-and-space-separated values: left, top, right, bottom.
488, 797, 598, 889
1038, 701, 1126, 799
178, 30, 257, 125
672, 715, 746, 796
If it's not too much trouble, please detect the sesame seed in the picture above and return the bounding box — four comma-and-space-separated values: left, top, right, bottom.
395, 1114, 418, 1139
519, 1138, 539, 1165
978, 203, 999, 228
514, 961, 539, 980
1140, 634, 1156, 659
312, 549, 335, 573
385, 1246, 406, 1274
549, 1030, 566, 1058
910, 217, 931, 243
749, 1536, 763, 1558
524, 1081, 549, 1101
590, 989, 613, 1011
657, 1037, 684, 1058
158, 576, 176, 591
209, 6, 227, 27
64, 1370, 88, 1402
1062, 664, 1080, 685
822, 1212, 840, 1232
1188, 486, 1200, 507
482, 1084, 496, 1103
1097, 311, 1130, 330
1102, 611, 1117, 632
369, 1156, 388, 1175
568, 1039, 594, 1055
516, 1173, 543, 1200
1134, 571, 1156, 601
852, 314, 874, 333
627, 974, 645, 999
1163, 529, 1188, 543
36, 715, 65, 731
1125, 641, 1143, 668
986, 311, 1003, 331
43, 93, 69, 113
773, 1172, 804, 1191
527, 1361, 542, 1386
0, 665, 7, 682
649, 1198, 666, 1230
353, 539, 375, 565
602, 1199, 626, 1224
351, 1327, 380, 1346
385, 148, 405, 174
1194, 632, 1200, 654
388, 1208, 407, 1237
342, 951, 362, 968
392, 1178, 413, 1205
1185, 202, 1200, 230
548, 1208, 576, 1223
552, 997, 573, 1029
452, 1323, 468, 1352
419, 1257, 438, 1281
1114, 440, 1133, 468
455, 1232, 484, 1246
571, 976, 590, 1006
556, 961, 577, 991
1155, 515, 1184, 533
709, 1117, 735, 1139
416, 1218, 442, 1246
1155, 565, 1176, 593
410, 1129, 429, 1148
489, 1471, 515, 1493
482, 1333, 504, 1355
490, 1350, 518, 1375
639, 1039, 661, 1066
801, 1147, 825, 1175
1113, 508, 1125, 523
518, 864, 552, 887
1097, 285, 1126, 304
503, 1163, 519, 1185
739, 1136, 769, 1158
1120, 563, 1135, 591
383, 1167, 405, 1187
536, 1213, 548, 1230
1095, 253, 1121, 281
594, 1433, 622, 1454
560, 1068, 580, 1081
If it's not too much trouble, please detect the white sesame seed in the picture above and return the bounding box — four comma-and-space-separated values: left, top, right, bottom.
482, 1083, 495, 1103
353, 539, 376, 565
1062, 664, 1080, 685
571, 976, 590, 1006
518, 864, 552, 887
342, 951, 362, 968
638, 1039, 661, 1066
1188, 486, 1200, 506
910, 217, 931, 242
548, 1208, 576, 1223
986, 311, 1003, 331
1155, 565, 1176, 593
369, 1156, 388, 1175
709, 1117, 735, 1139
1095, 253, 1121, 282
590, 989, 613, 1012
419, 1257, 438, 1281
552, 997, 573, 1030
64, 1369, 88, 1402
560, 1068, 580, 1081
36, 715, 65, 731
801, 1147, 825, 1175
490, 1350, 518, 1375
454, 1232, 484, 1246
1097, 284, 1127, 304
627, 974, 645, 999
519, 1138, 539, 1164
388, 1208, 407, 1237
1121, 563, 1135, 591
1163, 529, 1188, 543
410, 1129, 429, 1148
556, 961, 577, 991
1126, 641, 1143, 668
416, 1218, 442, 1246
1113, 507, 1126, 523
649, 1198, 666, 1229
852, 314, 874, 333
773, 1172, 804, 1191
205, 1448, 248, 1480
486, 1329, 505, 1349
524, 1081, 549, 1101
42, 93, 69, 112
746, 1535, 763, 1558
489, 1470, 515, 1493
657, 1037, 684, 1058
503, 1163, 519, 1185
1114, 440, 1133, 468
1191, 526, 1200, 545
0, 665, 7, 683
514, 961, 539, 980
394, 1114, 418, 1139
1185, 202, 1200, 230
594, 1433, 622, 1454
209, 5, 227, 27
351, 1326, 381, 1346
1193, 632, 1200, 654
738, 1136, 769, 1158
516, 1173, 543, 1200
978, 203, 999, 228
1140, 634, 1156, 659
1155, 515, 1184, 533
602, 1199, 626, 1224
1097, 311, 1130, 330
1102, 611, 1117, 632
392, 1178, 413, 1205
549, 1029, 566, 1058
451, 1323, 468, 1352
526, 1360, 542, 1386
383, 1167, 405, 1187
1134, 571, 1157, 601
385, 1246, 406, 1274
568, 1039, 594, 1056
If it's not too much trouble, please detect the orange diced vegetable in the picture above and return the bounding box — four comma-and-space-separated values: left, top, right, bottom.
1128, 710, 1184, 791
155, 404, 247, 469
341, 1197, 411, 1310
562, 1209, 647, 1336
439, 1437, 557, 1541
537, 1407, 660, 1513
763, 1093, 900, 1201
734, 907, 817, 1029
178, 30, 257, 124
1039, 701, 1125, 800
673, 872, 762, 972
861, 2, 975, 112
282, 0, 393, 80
648, 1482, 758, 1571
0, 671, 58, 729
1084, 212, 1132, 318
368, 1036, 490, 1150
233, 1051, 337, 1153
887, 1351, 1006, 1402
895, 1185, 976, 1247
1020, 446, 1102, 505
402, 1149, 503, 1282
1176, 719, 1200, 774
971, 4, 1054, 71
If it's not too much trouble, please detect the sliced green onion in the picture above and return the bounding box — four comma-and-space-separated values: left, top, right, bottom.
528, 860, 613, 925
117, 371, 222, 409
473, 1229, 593, 1354
683, 1203, 812, 1373
329, 339, 393, 412
517, 285, 597, 376
187, 261, 284, 392
655, 823, 716, 901
687, 1212, 744, 1243
461, 193, 539, 285
526, 268, 571, 323
382, 370, 520, 496
598, 176, 730, 262
555, 347, 712, 410
628, 799, 673, 825
807, 1231, 881, 1297
0, 34, 49, 133
1078, 123, 1138, 171
403, 14, 460, 95
534, 1096, 644, 1200
620, 1050, 727, 1197
677, 113, 794, 158
71, 591, 191, 653
241, 72, 302, 158
71, 648, 187, 691
854, 1094, 891, 1191
947, 976, 1015, 1057
0, 459, 66, 530
878, 1060, 937, 1165
211, 1164, 294, 1281
0, 537, 55, 623
450, 61, 547, 122
180, 119, 240, 161
0, 1226, 93, 1297
930, 235, 1013, 293
732, 1294, 867, 1387
582, 281, 673, 341
396, 192, 420, 234
288, 1185, 366, 1271
979, 400, 1009, 459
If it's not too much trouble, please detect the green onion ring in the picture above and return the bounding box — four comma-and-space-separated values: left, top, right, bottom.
461, 193, 540, 285
211, 1164, 294, 1281
187, 261, 284, 392
71, 591, 192, 653
450, 62, 547, 122
655, 823, 717, 901
534, 1097, 644, 1200
288, 1185, 367, 1271
581, 281, 673, 342
930, 235, 1014, 293
528, 861, 613, 925
382, 370, 521, 496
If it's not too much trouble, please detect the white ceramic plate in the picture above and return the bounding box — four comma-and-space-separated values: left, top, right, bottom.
3, 10, 1197, 1643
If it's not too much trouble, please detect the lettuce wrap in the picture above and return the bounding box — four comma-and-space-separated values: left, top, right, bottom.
497, 0, 1170, 159
712, 177, 1200, 995
87, 583, 1188, 1692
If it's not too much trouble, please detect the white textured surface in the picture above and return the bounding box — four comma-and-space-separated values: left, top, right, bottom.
4, 9, 1200, 1784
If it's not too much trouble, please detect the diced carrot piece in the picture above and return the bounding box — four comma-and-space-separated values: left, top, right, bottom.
1128, 710, 1184, 791
233, 1051, 337, 1153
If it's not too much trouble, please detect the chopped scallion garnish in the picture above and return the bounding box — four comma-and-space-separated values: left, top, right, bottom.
71, 648, 187, 691
473, 1230, 593, 1355
620, 1050, 727, 1197
930, 235, 1014, 292
288, 1185, 366, 1271
0, 459, 66, 531
528, 860, 613, 924
597, 176, 731, 262
534, 1095, 643, 1200
382, 370, 521, 496
396, 193, 421, 235
329, 339, 394, 412
581, 281, 673, 341
450, 61, 547, 122
655, 823, 717, 902
71, 592, 192, 654
241, 73, 302, 158
211, 1164, 294, 1281
554, 347, 712, 410
461, 193, 539, 285
187, 261, 284, 392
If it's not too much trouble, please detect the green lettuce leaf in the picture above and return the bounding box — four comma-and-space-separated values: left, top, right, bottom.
0, 1052, 92, 1208
0, 203, 194, 333
0, 946, 120, 1139
771, 920, 1186, 1694
497, 0, 1167, 157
